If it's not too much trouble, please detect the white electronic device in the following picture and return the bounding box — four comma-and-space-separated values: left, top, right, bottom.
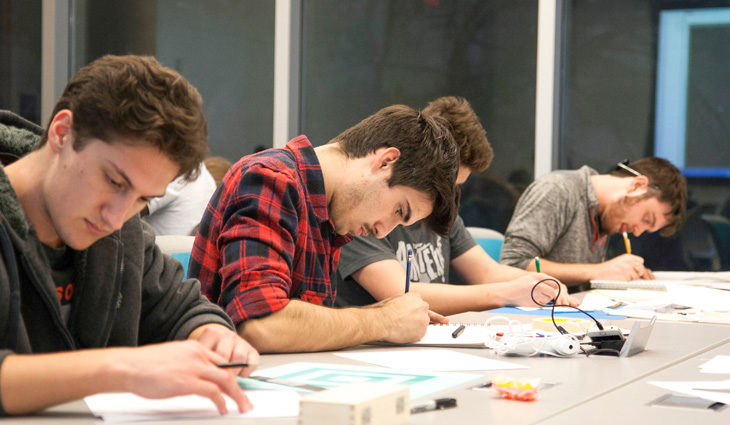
495, 334, 580, 357
299, 382, 409, 425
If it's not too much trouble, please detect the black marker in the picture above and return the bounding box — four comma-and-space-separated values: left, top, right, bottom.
216, 362, 249, 368
411, 397, 457, 414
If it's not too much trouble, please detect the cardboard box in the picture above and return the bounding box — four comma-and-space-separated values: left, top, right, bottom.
299, 382, 409, 425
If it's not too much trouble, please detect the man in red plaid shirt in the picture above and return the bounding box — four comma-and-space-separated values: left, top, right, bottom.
190, 105, 460, 352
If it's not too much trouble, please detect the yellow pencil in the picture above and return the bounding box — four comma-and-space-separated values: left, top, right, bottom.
622, 231, 632, 254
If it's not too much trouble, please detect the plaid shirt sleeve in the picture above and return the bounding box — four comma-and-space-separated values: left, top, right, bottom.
190, 162, 301, 323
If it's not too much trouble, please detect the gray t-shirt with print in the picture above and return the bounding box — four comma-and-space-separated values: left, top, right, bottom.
334, 216, 476, 307
500, 165, 607, 270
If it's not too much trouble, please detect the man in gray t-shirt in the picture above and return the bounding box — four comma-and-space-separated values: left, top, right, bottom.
500, 166, 606, 270
500, 158, 687, 286
335, 216, 474, 307
334, 213, 573, 315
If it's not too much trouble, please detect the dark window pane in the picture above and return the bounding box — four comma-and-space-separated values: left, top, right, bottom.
72, 0, 274, 161
561, 0, 656, 171
686, 25, 730, 169
0, 0, 42, 125
301, 0, 538, 232
563, 1, 730, 271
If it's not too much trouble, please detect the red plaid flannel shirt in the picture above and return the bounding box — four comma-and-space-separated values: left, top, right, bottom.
189, 136, 351, 323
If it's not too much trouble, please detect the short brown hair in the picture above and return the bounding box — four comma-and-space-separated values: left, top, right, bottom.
331, 105, 459, 236
422, 96, 493, 172
39, 55, 208, 180
610, 157, 687, 236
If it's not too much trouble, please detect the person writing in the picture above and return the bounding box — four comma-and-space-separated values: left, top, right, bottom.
189, 104, 461, 353
500, 158, 687, 286
0, 55, 258, 416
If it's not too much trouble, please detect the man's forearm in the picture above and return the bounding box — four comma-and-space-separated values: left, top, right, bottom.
0, 350, 125, 415
479, 263, 529, 283
236, 300, 395, 353
411, 282, 504, 316
451, 246, 526, 285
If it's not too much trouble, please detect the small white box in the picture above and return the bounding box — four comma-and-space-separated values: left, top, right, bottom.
299, 382, 409, 425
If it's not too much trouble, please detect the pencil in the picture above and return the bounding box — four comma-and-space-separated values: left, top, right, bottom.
622, 232, 632, 254
535, 256, 541, 273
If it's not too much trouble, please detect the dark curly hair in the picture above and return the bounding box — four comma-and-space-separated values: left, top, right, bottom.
331, 105, 459, 236
423, 96, 493, 173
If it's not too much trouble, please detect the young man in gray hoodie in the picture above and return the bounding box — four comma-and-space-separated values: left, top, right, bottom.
0, 55, 257, 416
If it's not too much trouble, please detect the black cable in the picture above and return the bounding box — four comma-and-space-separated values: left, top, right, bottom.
530, 278, 626, 357
529, 278, 605, 334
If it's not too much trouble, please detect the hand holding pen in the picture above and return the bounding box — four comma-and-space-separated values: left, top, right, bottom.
403, 248, 447, 324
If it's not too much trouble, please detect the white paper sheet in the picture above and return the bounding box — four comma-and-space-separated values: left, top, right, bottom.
700, 355, 730, 374
648, 380, 730, 405
666, 285, 730, 312
335, 348, 527, 372
596, 289, 668, 305
409, 323, 489, 347
577, 291, 621, 311
601, 285, 730, 324
84, 390, 299, 422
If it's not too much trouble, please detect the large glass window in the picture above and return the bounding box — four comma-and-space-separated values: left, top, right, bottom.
655, 7, 730, 178
561, 1, 730, 271
0, 0, 42, 125
71, 0, 274, 162
560, 0, 656, 171
300, 0, 539, 233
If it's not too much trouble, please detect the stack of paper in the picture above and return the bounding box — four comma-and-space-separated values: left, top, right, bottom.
601, 285, 730, 324
652, 271, 730, 283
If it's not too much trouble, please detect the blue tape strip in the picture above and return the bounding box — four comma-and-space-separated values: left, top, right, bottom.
488, 306, 626, 320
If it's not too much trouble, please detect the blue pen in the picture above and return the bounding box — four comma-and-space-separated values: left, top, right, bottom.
405, 248, 413, 293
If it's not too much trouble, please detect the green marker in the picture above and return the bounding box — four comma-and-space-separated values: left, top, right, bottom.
535, 256, 541, 273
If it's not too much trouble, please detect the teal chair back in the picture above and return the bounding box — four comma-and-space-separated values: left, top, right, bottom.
466, 226, 504, 261
475, 238, 504, 261
169, 252, 192, 277
155, 235, 196, 279
702, 214, 730, 271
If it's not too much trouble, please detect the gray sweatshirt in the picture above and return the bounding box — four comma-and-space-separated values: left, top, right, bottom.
500, 166, 607, 269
